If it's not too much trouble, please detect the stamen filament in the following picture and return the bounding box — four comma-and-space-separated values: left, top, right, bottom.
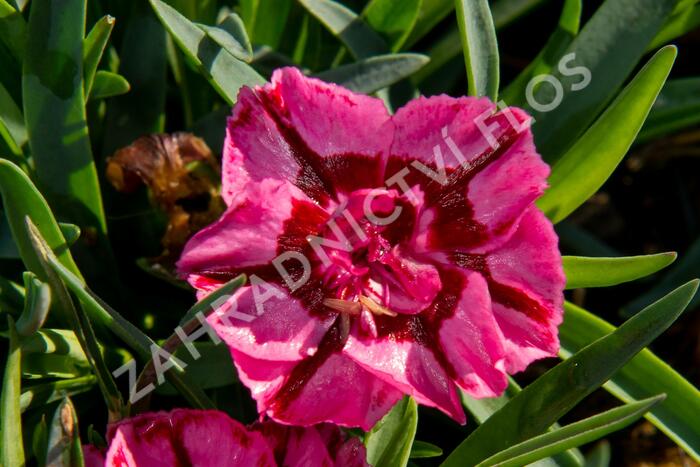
359, 295, 398, 317
323, 298, 362, 315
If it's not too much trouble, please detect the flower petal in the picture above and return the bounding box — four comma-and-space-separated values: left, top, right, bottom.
485, 206, 564, 373
231, 325, 403, 430
177, 178, 319, 276
222, 67, 393, 205
437, 270, 507, 398
208, 283, 336, 362
389, 96, 548, 252
104, 410, 275, 467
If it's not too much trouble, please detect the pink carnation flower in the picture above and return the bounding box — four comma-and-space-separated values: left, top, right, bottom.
84, 409, 367, 466
177, 67, 565, 428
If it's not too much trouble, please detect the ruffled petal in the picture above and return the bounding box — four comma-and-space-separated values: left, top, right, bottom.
437, 270, 507, 397
485, 206, 564, 373
222, 67, 393, 205
177, 178, 317, 276
231, 326, 403, 430
104, 410, 275, 467
389, 96, 549, 252
207, 283, 336, 362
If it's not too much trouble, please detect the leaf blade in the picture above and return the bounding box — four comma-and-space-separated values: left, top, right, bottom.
454, 0, 499, 100
563, 253, 677, 289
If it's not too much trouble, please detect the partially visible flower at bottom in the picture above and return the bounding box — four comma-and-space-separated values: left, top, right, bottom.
83, 409, 367, 467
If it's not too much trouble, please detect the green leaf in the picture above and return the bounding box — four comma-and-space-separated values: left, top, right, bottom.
462, 380, 585, 467
649, 3, 700, 50
298, 0, 388, 59
403, 0, 454, 47
490, 0, 551, 29
476, 396, 664, 467
315, 54, 429, 94
198, 15, 252, 62
239, 0, 292, 49
21, 375, 97, 412
23, 0, 108, 235
32, 416, 48, 466
1, 317, 24, 467
537, 46, 676, 224
563, 253, 677, 289
410, 441, 443, 459
365, 396, 418, 467
15, 271, 51, 336
584, 441, 611, 467
46, 397, 84, 467
638, 77, 700, 142
149, 0, 264, 105
26, 218, 125, 419
0, 159, 82, 280
501, 0, 581, 106
442, 280, 699, 466
0, 0, 26, 63
0, 78, 27, 156
454, 0, 499, 100
58, 223, 81, 247
560, 301, 700, 462
529, 0, 680, 162
83, 15, 115, 96
102, 5, 167, 155
216, 13, 252, 60
45, 252, 216, 410
87, 70, 131, 101
364, 0, 421, 51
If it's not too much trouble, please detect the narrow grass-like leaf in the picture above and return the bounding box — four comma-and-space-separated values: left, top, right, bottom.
178, 274, 246, 325
23, 0, 107, 234
1, 317, 24, 467
649, 4, 700, 50
500, 0, 581, 106
26, 218, 125, 420
529, 0, 679, 162
411, 0, 550, 82
476, 396, 664, 467
315, 54, 429, 94
32, 416, 48, 466
537, 46, 676, 224
560, 301, 700, 462
15, 271, 51, 336
20, 375, 97, 412
45, 252, 216, 410
0, 159, 82, 279
462, 380, 585, 467
0, 78, 26, 156
156, 343, 237, 395
46, 397, 84, 467
298, 0, 387, 59
623, 237, 700, 316
198, 22, 251, 62
442, 280, 699, 466
149, 0, 264, 105
638, 77, 700, 142
584, 441, 611, 467
0, 0, 25, 63
217, 13, 252, 59
563, 253, 677, 289
410, 441, 443, 459
239, 0, 292, 49
365, 396, 418, 467
102, 5, 167, 155
403, 0, 453, 47
454, 0, 499, 100
364, 0, 421, 51
87, 70, 131, 101
83, 15, 115, 96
